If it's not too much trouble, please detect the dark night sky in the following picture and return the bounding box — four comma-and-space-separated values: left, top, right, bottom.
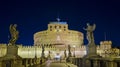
0, 0, 120, 47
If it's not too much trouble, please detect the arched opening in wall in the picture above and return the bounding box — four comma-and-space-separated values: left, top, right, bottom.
6, 60, 11, 67
50, 26, 52, 28
64, 26, 66, 28
54, 53, 61, 62
55, 26, 57, 29
59, 26, 61, 28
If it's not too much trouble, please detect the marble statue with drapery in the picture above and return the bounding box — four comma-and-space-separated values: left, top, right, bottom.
41, 44, 45, 58
64, 50, 67, 58
84, 23, 96, 44
68, 45, 71, 57
9, 24, 19, 45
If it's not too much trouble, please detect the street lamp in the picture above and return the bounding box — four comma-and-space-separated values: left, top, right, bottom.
73, 45, 76, 57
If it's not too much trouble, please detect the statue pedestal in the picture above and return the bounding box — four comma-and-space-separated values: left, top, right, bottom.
1, 45, 23, 67
86, 43, 97, 57
84, 43, 101, 58
3, 45, 21, 59
82, 43, 101, 67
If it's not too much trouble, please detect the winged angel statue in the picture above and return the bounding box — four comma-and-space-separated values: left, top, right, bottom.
84, 23, 96, 44
9, 24, 19, 45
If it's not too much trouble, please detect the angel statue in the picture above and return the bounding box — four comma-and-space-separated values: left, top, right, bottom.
64, 50, 67, 58
68, 45, 71, 57
9, 24, 19, 45
41, 44, 45, 58
42, 44, 45, 54
83, 23, 96, 44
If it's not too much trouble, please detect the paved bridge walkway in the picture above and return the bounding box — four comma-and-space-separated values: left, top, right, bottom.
32, 60, 77, 67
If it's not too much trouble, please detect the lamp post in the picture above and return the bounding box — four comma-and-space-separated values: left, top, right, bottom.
73, 45, 76, 57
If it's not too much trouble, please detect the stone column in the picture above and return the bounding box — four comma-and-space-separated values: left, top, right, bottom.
114, 62, 117, 67
79, 58, 82, 67
97, 60, 100, 67
30, 59, 33, 66
36, 58, 40, 64
93, 60, 98, 67
108, 61, 116, 67
34, 59, 37, 64
74, 58, 77, 67
71, 58, 74, 64
25, 59, 28, 67
103, 61, 108, 67
82, 59, 91, 67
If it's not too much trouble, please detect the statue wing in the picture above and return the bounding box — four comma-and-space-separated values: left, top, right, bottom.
9, 24, 13, 33
93, 24, 96, 30
87, 23, 90, 26
83, 27, 86, 30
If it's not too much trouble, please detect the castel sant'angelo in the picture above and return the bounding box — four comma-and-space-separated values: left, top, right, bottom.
0, 19, 119, 60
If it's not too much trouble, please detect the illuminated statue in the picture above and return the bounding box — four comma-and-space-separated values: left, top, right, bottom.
84, 23, 96, 44
42, 44, 45, 53
68, 45, 71, 57
64, 50, 66, 58
47, 51, 51, 59
9, 24, 19, 45
41, 44, 45, 58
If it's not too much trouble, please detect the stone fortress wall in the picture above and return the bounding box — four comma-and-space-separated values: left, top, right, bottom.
0, 40, 119, 59
0, 44, 7, 57
97, 41, 119, 57
0, 44, 86, 59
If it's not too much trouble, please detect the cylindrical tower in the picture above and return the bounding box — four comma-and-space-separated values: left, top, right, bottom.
34, 21, 84, 48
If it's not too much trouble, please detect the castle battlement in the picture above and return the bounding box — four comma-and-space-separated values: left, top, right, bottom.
100, 41, 112, 45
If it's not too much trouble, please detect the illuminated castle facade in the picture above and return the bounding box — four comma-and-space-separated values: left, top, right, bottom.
34, 22, 83, 48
